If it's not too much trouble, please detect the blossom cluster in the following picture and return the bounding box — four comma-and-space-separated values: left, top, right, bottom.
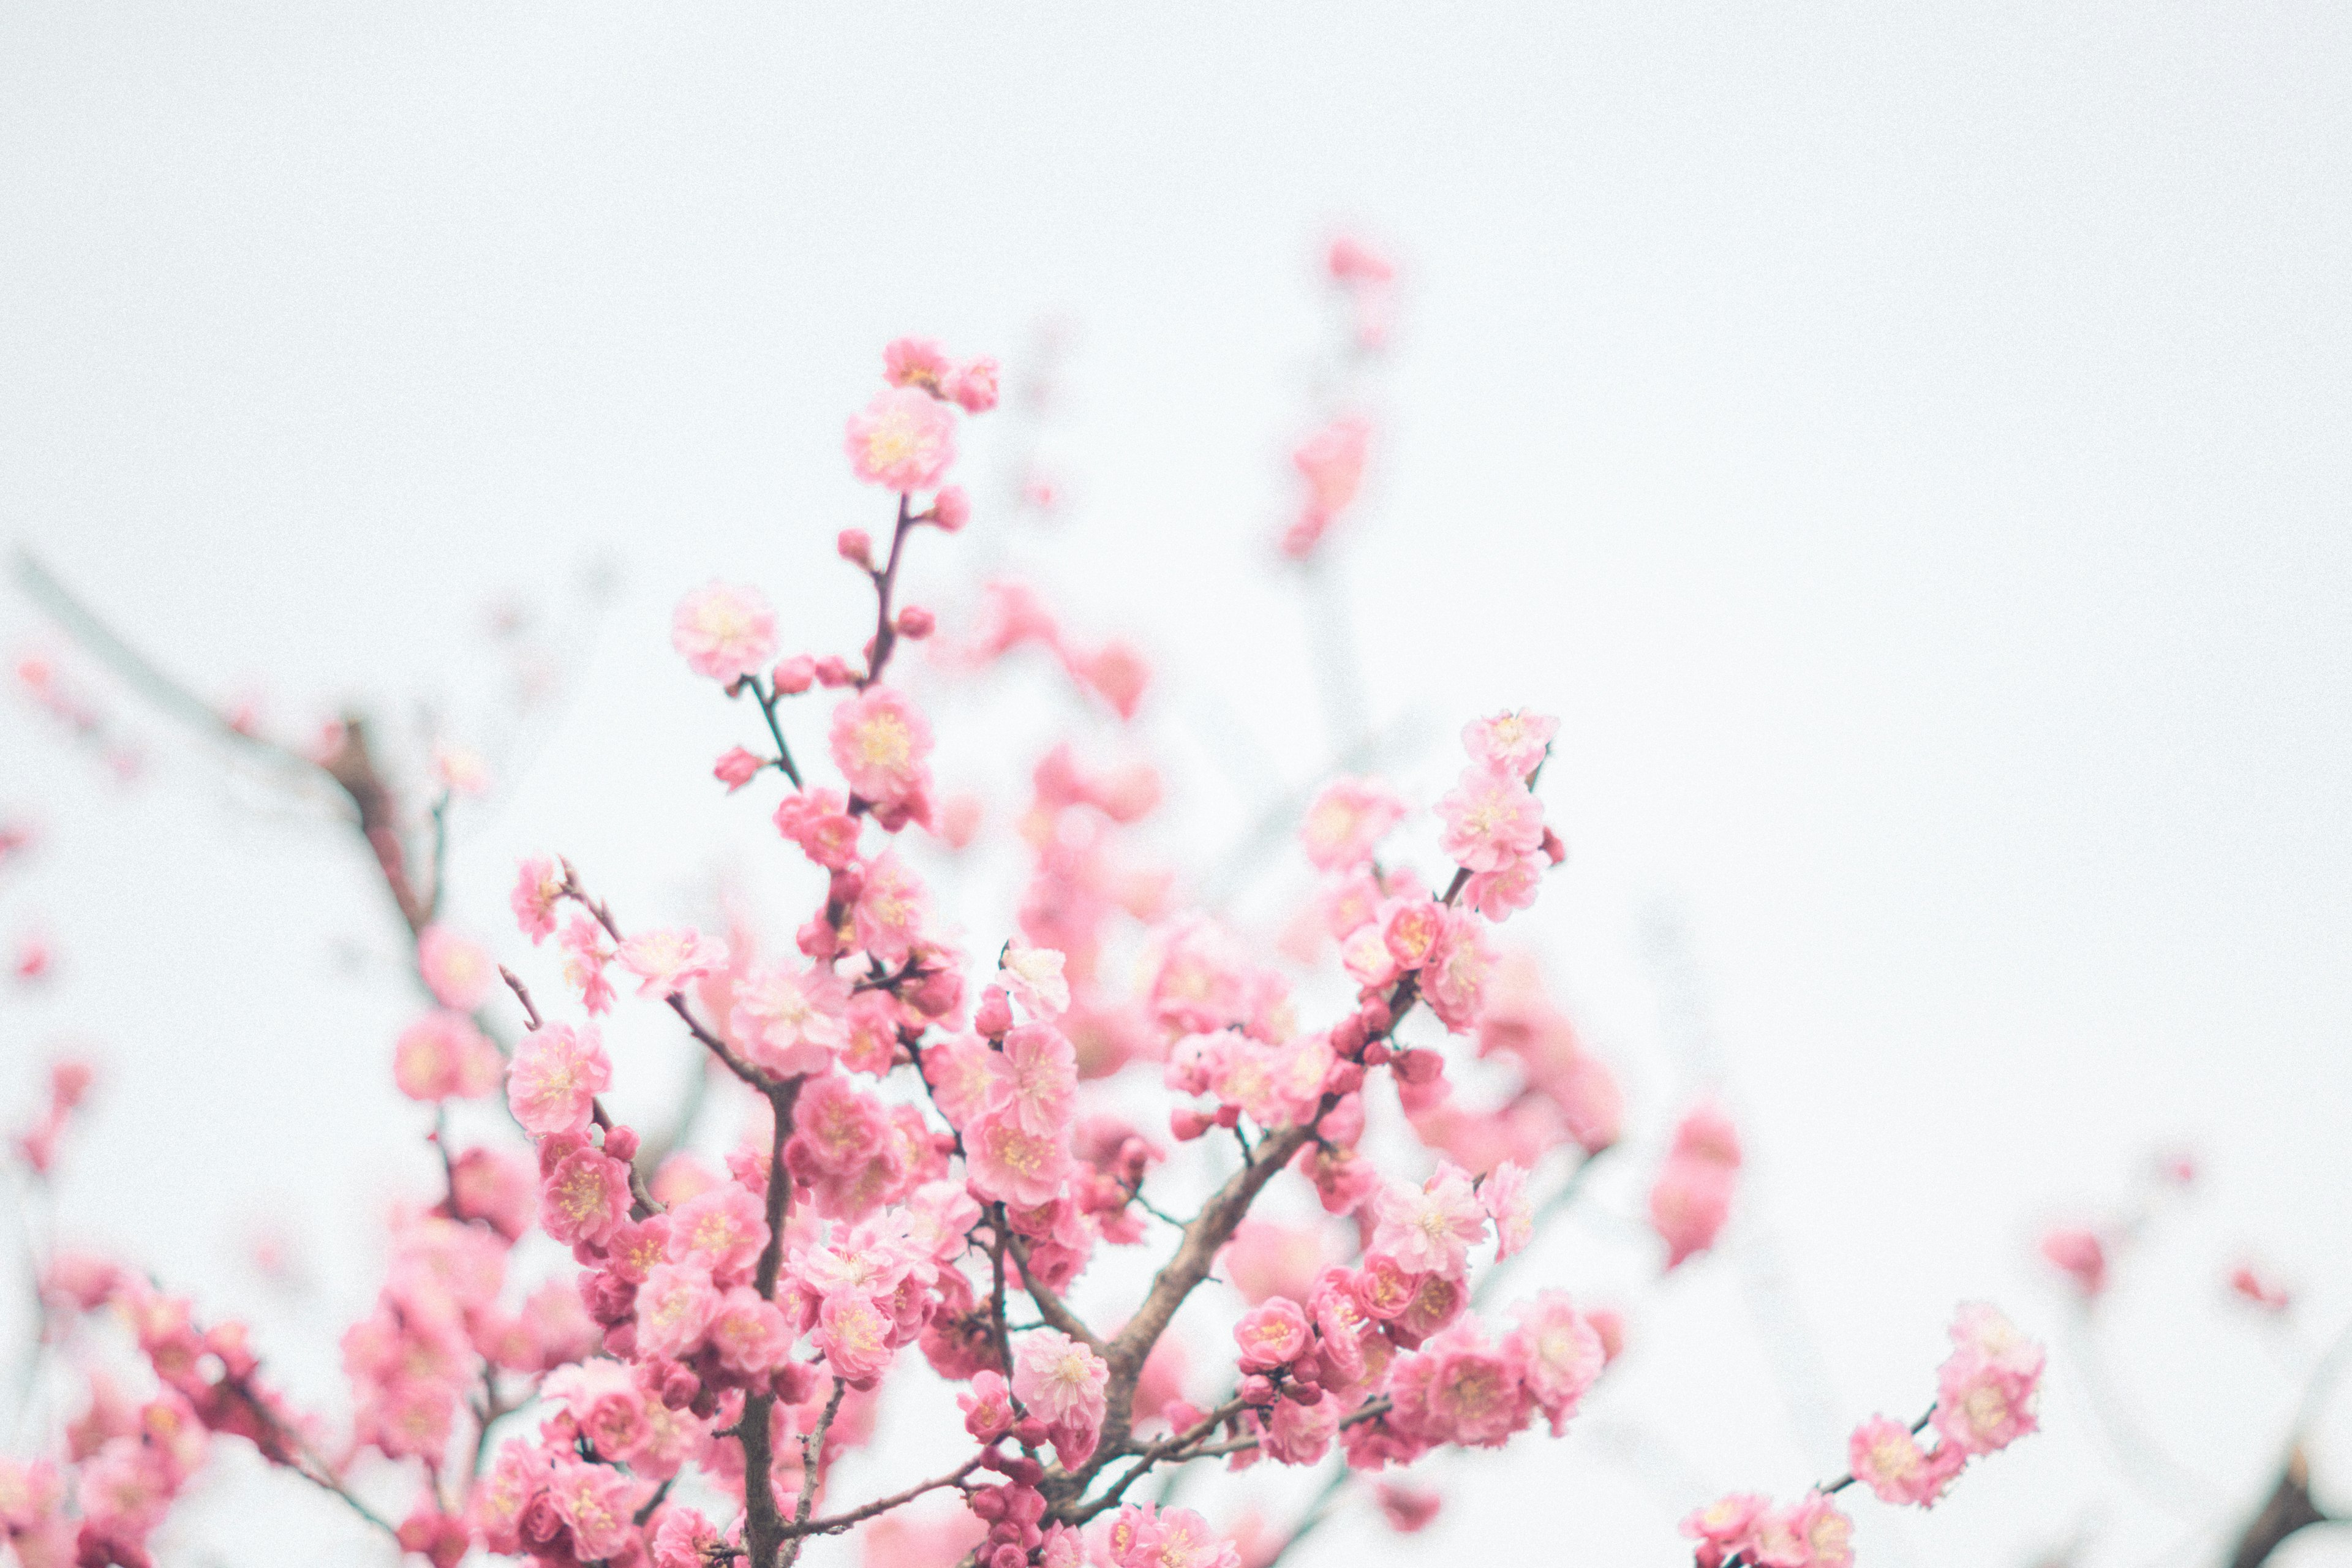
2, 271, 2054, 1568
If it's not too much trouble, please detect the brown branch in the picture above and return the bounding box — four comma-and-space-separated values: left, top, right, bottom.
2228, 1448, 2335, 1568
1005, 1232, 1103, 1353
775, 1453, 991, 1540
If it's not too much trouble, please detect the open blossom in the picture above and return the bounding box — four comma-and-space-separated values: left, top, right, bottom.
416, 924, 493, 1010
1300, 777, 1406, 872
729, 959, 849, 1076
506, 1023, 611, 1137
1374, 1163, 1487, 1277
559, 914, 617, 1015
1012, 1329, 1109, 1428
883, 336, 952, 390
845, 385, 957, 491
540, 1147, 631, 1247
616, 926, 726, 999
1233, 1297, 1311, 1371
829, 686, 933, 810
671, 581, 778, 683
991, 1024, 1078, 1137
634, 1263, 719, 1360
1419, 910, 1493, 1034
1504, 1292, 1604, 1435
1938, 1297, 2051, 1457
999, 943, 1071, 1018
1436, 764, 1545, 873
852, 851, 929, 966
511, 855, 565, 943
1481, 1161, 1533, 1259
1462, 709, 1558, 777
1848, 1415, 1961, 1506
1389, 1317, 1528, 1447
965, 1104, 1071, 1208
665, 1183, 768, 1281
394, 1011, 501, 1101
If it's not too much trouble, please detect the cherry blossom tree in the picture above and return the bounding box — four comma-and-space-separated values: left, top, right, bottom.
0, 243, 2056, 1568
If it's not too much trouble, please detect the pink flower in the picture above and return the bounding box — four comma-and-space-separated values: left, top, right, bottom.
394, 1011, 502, 1102
993, 1024, 1078, 1138
1374, 1482, 1440, 1534
998, 944, 1071, 1019
506, 1024, 611, 1137
634, 1263, 719, 1360
1388, 1318, 1528, 1447
714, 745, 765, 791
2038, 1226, 2108, 1297
845, 386, 957, 492
1461, 709, 1558, 778
1481, 1161, 1532, 1259
617, 926, 727, 1000
883, 336, 952, 391
944, 357, 1000, 413
1463, 852, 1544, 921
775, 787, 862, 869
665, 1183, 769, 1282
1012, 1329, 1109, 1429
511, 856, 565, 943
1747, 1493, 1855, 1568
959, 1370, 1015, 1439
829, 687, 934, 811
1233, 1297, 1311, 1371
1681, 1493, 1767, 1564
540, 1147, 631, 1247
1849, 1415, 1941, 1506
1373, 1163, 1487, 1278
1112, 1507, 1241, 1568
852, 852, 929, 967
559, 915, 617, 1016
671, 581, 778, 683
966, 1105, 1071, 1209
1419, 910, 1494, 1034
416, 925, 494, 1010
816, 1292, 897, 1383
548, 1457, 640, 1560
1300, 777, 1406, 873
1294, 416, 1370, 518
707, 1287, 794, 1376
729, 960, 850, 1077
1503, 1291, 1604, 1435
1934, 1351, 2040, 1457
1436, 765, 1544, 873
1648, 1155, 1736, 1269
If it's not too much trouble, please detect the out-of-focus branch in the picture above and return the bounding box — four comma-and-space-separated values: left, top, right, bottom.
2225, 1449, 2335, 1568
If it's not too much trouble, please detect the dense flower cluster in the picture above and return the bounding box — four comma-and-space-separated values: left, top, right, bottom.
1, 262, 2055, 1568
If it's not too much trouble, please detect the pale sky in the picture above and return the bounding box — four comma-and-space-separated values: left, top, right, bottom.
2, 7, 2348, 1567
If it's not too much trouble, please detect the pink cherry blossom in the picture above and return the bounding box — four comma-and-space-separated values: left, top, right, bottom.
617, 925, 727, 1000
394, 1011, 501, 1102
1436, 764, 1544, 873
999, 944, 1071, 1019
415, 924, 494, 1010
845, 386, 957, 492
1300, 777, 1406, 873
1373, 1163, 1487, 1278
505, 1023, 611, 1137
965, 1105, 1071, 1209
511, 855, 565, 943
729, 959, 850, 1077
1012, 1328, 1109, 1429
829, 686, 934, 812
671, 581, 778, 684
1461, 709, 1558, 777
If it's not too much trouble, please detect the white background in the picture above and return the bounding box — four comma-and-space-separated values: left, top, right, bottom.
2, 6, 2348, 1567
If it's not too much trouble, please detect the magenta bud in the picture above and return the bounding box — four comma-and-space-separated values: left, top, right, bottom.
773, 655, 816, 695
601, 1125, 639, 1163
837, 528, 874, 567
1014, 1415, 1050, 1448
896, 605, 936, 639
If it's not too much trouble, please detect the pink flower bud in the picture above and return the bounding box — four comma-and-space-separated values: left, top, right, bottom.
1362, 1041, 1394, 1067
661, 1365, 701, 1409
713, 745, 764, 792
896, 605, 936, 639
1392, 1049, 1444, 1085
837, 529, 874, 567
932, 485, 971, 531
1170, 1107, 1210, 1142
1237, 1373, 1276, 1404
814, 655, 856, 688
1014, 1415, 1050, 1448
1324, 1061, 1365, 1096
974, 987, 1013, 1038
601, 1125, 639, 1163
968, 1488, 1007, 1521
772, 655, 815, 695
